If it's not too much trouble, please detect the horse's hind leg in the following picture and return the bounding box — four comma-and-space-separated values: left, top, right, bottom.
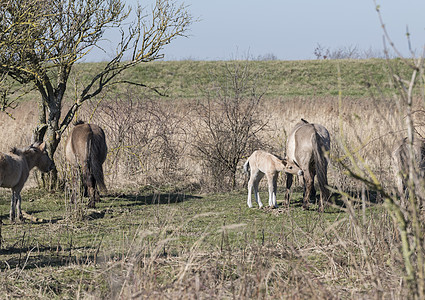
310, 168, 317, 202
253, 172, 264, 208
87, 175, 96, 208
94, 184, 101, 204
303, 173, 314, 210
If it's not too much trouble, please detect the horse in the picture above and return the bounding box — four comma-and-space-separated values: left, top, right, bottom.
64, 121, 107, 208
0, 141, 55, 222
285, 119, 330, 212
392, 136, 425, 207
243, 149, 303, 208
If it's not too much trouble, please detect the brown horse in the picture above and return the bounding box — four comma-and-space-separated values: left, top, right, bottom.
243, 150, 303, 208
0, 141, 55, 222
285, 119, 330, 211
65, 121, 107, 208
392, 136, 425, 207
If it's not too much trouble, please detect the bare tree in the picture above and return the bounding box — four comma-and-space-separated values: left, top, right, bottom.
192, 61, 267, 191
0, 0, 193, 186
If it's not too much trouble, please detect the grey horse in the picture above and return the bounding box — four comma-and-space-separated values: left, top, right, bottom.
0, 141, 55, 222
285, 119, 330, 212
65, 121, 107, 208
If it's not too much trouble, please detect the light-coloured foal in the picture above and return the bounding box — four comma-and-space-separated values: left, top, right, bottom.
243, 150, 303, 208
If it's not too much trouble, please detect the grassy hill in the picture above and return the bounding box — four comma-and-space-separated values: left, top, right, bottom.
69, 58, 412, 100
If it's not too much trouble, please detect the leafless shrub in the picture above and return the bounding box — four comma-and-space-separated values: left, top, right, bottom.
191, 61, 268, 191
314, 43, 388, 60
332, 3, 425, 296
255, 53, 278, 61
79, 89, 190, 188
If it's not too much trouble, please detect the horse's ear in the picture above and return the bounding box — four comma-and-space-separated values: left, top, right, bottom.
38, 141, 46, 151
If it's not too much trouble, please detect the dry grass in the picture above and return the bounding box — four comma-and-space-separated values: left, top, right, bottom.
0, 189, 408, 299
0, 91, 408, 194
0, 59, 420, 298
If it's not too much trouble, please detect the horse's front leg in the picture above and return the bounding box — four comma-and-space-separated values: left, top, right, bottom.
247, 176, 254, 208
15, 191, 23, 222
10, 191, 16, 222
285, 173, 293, 207
253, 176, 264, 208
267, 172, 278, 208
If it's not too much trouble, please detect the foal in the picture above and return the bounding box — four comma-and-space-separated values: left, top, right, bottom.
0, 141, 55, 222
243, 150, 303, 208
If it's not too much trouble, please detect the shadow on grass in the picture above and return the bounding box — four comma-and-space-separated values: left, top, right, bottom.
286, 185, 381, 214
107, 191, 202, 208
0, 245, 100, 270
0, 212, 63, 225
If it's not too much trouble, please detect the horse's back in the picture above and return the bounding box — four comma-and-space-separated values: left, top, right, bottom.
287, 122, 316, 163
249, 150, 280, 174
286, 121, 330, 167
65, 123, 107, 164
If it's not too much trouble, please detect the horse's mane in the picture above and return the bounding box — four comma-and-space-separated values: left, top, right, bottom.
11, 142, 43, 155
11, 147, 21, 155
74, 120, 86, 126
274, 153, 284, 161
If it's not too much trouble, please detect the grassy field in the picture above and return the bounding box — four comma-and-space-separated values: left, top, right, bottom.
0, 58, 420, 299
0, 186, 401, 299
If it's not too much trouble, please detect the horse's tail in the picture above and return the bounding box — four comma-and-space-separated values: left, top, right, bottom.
89, 136, 107, 192
311, 131, 329, 200
84, 128, 107, 193
243, 158, 250, 175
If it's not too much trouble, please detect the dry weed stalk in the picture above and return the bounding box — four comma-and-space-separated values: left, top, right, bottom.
334, 4, 425, 297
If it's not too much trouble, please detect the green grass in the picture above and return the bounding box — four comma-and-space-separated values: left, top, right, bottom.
0, 187, 396, 299
0, 57, 412, 298
64, 58, 415, 101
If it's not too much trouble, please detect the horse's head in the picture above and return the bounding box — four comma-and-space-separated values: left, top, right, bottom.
283, 158, 303, 176
28, 141, 55, 172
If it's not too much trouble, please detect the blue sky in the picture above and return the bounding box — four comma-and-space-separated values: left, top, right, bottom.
86, 0, 425, 61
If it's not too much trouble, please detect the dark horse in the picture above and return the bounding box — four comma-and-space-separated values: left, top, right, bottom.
65, 121, 107, 208
285, 119, 330, 212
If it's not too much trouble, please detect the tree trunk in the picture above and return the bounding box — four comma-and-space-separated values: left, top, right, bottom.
34, 90, 64, 190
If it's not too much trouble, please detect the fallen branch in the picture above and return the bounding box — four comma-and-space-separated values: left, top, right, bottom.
22, 211, 45, 223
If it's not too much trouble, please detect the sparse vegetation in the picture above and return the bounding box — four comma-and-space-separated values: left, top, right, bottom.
0, 55, 424, 298
0, 187, 407, 299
